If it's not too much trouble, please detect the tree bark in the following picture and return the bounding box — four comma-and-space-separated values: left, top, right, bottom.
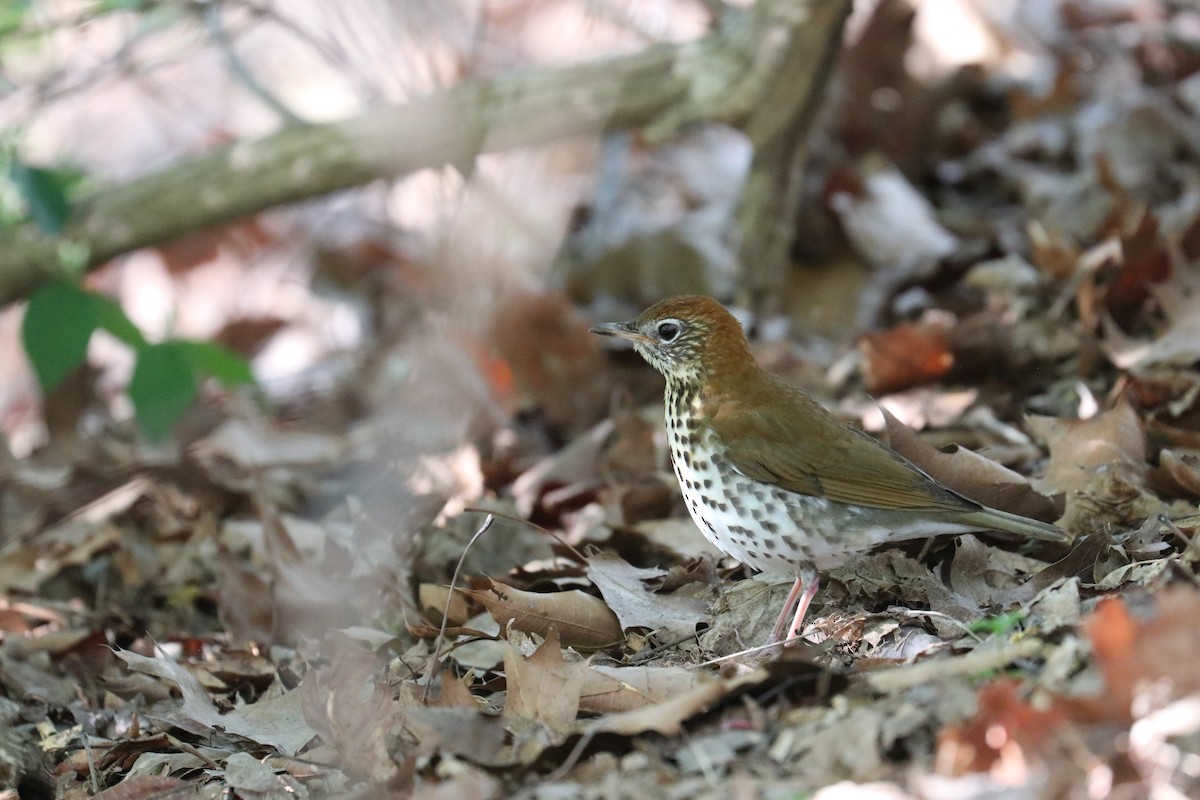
734, 0, 853, 314
0, 0, 850, 307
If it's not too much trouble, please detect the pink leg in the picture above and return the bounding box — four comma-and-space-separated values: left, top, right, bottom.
767, 567, 821, 644
768, 577, 807, 643
784, 574, 820, 641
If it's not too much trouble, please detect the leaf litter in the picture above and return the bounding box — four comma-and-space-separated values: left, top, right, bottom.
5, 1, 1200, 798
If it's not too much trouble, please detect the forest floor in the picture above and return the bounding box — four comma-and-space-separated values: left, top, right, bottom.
4, 1, 1200, 798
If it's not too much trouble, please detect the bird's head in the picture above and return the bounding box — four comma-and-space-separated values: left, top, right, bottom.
589, 295, 753, 383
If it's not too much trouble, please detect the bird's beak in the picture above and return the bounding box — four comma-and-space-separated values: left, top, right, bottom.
589, 321, 653, 345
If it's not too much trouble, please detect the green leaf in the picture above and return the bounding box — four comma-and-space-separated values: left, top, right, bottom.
128, 341, 197, 440
177, 340, 254, 388
95, 0, 147, 11
0, 0, 30, 37
22, 282, 99, 391
967, 610, 1025, 635
9, 161, 73, 234
93, 294, 147, 348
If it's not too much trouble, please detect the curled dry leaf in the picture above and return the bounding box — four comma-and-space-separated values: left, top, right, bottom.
511, 418, 611, 517
461, 578, 623, 650
880, 406, 1061, 521
89, 775, 193, 799
1148, 449, 1200, 500
829, 163, 959, 269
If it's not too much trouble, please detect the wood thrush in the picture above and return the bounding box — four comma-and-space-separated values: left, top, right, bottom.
590, 296, 1068, 643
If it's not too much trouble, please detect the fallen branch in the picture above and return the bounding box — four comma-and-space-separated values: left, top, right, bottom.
0, 0, 850, 306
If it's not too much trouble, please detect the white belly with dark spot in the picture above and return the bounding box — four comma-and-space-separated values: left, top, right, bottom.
667, 407, 972, 575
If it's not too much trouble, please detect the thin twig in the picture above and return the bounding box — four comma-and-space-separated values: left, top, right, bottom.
462, 506, 591, 564
205, 0, 305, 124
425, 513, 495, 697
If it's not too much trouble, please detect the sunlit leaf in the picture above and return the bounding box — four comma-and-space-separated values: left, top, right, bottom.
129, 341, 197, 440
22, 282, 98, 391
93, 294, 147, 348
177, 340, 254, 387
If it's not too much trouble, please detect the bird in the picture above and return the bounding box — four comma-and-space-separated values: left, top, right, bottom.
590, 295, 1068, 644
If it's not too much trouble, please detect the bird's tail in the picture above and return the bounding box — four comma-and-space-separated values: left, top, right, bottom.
957, 507, 1069, 543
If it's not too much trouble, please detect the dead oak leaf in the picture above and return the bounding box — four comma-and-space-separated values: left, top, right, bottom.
299, 641, 406, 783
1149, 448, 1200, 500
586, 551, 709, 635
115, 647, 314, 757
502, 628, 588, 742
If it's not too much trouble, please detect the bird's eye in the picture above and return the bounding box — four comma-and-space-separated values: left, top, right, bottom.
657, 321, 680, 342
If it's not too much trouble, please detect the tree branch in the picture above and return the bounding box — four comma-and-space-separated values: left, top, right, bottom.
0, 0, 850, 307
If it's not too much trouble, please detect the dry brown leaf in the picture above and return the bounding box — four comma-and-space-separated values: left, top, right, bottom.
1149, 449, 1200, 500
935, 680, 1067, 778
830, 163, 959, 270
412, 765, 502, 800
859, 324, 954, 395
880, 406, 1061, 521
1027, 401, 1156, 531
461, 578, 623, 650
1102, 271, 1200, 369
89, 775, 193, 800
299, 642, 407, 783
1105, 208, 1172, 326
511, 419, 611, 518
0, 518, 122, 595
585, 667, 767, 737
598, 393, 660, 484
585, 551, 709, 635
502, 629, 588, 742
419, 583, 472, 627
430, 672, 479, 710
217, 540, 274, 646
579, 664, 707, 715
489, 290, 610, 433
115, 648, 314, 756
258, 506, 358, 643
1062, 588, 1200, 724
400, 705, 509, 767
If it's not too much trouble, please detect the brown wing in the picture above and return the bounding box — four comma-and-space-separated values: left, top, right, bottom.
707, 374, 979, 513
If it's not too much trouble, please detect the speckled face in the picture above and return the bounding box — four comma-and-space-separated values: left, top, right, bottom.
587, 295, 740, 383
622, 311, 708, 382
